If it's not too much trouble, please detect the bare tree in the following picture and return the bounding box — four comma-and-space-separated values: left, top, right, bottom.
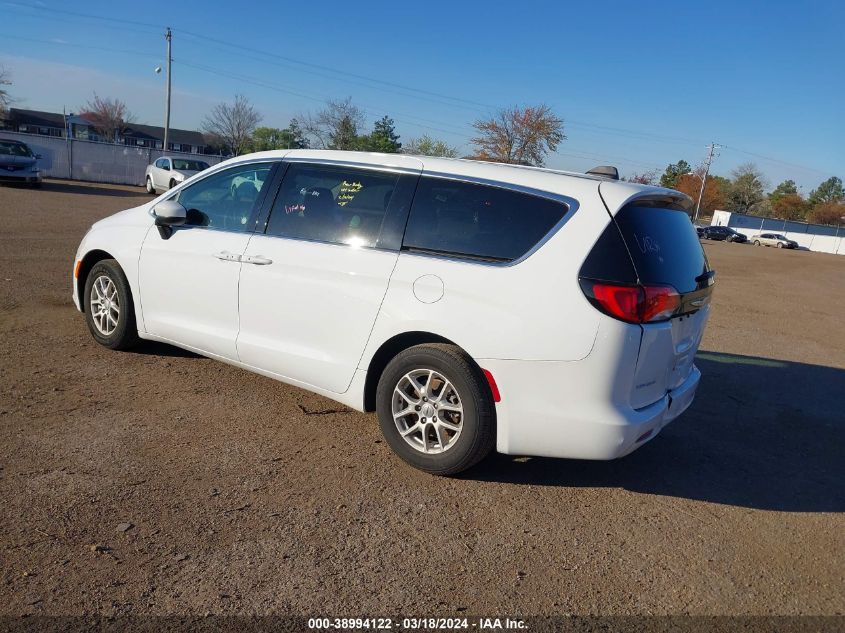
81, 94, 135, 142
202, 95, 262, 156
470, 104, 565, 167
624, 169, 659, 185
298, 97, 365, 150
0, 65, 11, 117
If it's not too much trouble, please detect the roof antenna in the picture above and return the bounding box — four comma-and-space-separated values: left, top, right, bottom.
586, 166, 619, 180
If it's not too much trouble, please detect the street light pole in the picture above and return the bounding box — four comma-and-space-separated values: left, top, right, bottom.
694, 143, 720, 224
163, 27, 172, 153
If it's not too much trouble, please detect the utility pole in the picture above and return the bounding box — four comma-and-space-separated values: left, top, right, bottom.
694, 142, 720, 224
163, 27, 172, 153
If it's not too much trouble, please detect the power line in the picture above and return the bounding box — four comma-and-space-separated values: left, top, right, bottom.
720, 145, 832, 177
0, 32, 158, 60
3, 5, 836, 178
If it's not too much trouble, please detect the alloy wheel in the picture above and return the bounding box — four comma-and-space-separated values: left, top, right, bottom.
90, 274, 120, 336
392, 369, 464, 455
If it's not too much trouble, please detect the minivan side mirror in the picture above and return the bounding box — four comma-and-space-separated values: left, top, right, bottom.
153, 200, 186, 238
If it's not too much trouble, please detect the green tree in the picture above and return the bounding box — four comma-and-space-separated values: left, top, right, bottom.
659, 160, 691, 189
360, 116, 401, 153
403, 135, 459, 158
329, 115, 360, 150
808, 176, 844, 206
768, 179, 798, 204
727, 163, 767, 214
250, 121, 308, 151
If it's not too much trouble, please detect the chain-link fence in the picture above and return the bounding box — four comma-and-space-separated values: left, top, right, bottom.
2, 131, 225, 187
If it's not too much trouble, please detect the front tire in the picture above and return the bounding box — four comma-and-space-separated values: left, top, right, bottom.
83, 259, 139, 350
376, 344, 495, 475
169, 178, 177, 190
146, 177, 156, 195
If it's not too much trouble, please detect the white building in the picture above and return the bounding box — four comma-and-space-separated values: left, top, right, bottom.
711, 210, 845, 255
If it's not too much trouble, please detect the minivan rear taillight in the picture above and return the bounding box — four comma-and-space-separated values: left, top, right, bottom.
580, 280, 680, 323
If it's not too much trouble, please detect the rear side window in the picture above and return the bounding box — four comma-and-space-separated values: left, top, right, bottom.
266, 163, 400, 248
403, 177, 567, 262
614, 205, 709, 293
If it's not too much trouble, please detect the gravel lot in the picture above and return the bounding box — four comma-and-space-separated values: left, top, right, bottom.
1, 180, 843, 619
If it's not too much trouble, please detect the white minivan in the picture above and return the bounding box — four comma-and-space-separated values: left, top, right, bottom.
72, 150, 714, 475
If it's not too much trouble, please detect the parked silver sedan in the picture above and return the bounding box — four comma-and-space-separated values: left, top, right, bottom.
145, 157, 209, 194
751, 233, 799, 249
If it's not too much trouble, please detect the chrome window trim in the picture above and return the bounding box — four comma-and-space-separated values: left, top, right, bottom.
254, 231, 398, 254
282, 156, 422, 176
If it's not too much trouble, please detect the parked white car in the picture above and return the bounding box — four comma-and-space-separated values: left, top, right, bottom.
751, 232, 799, 249
144, 157, 210, 194
72, 150, 714, 475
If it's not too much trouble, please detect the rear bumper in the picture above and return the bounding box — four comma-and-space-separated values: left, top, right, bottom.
480, 319, 702, 460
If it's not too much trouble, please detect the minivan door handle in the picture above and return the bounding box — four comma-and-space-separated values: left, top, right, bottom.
213, 251, 241, 262
243, 255, 273, 265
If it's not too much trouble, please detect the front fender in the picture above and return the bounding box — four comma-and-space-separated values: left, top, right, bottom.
73, 216, 151, 333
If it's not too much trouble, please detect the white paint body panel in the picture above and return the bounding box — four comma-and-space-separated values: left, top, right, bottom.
72, 149, 710, 462
138, 227, 251, 360
237, 235, 398, 393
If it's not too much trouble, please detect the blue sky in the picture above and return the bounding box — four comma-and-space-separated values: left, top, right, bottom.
2, 0, 843, 191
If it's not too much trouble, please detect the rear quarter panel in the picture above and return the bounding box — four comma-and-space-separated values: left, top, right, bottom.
361, 175, 610, 365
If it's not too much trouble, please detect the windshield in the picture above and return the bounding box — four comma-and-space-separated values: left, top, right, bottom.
172, 159, 209, 171
0, 141, 34, 157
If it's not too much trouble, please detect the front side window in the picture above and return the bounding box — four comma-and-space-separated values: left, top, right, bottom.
175, 162, 273, 232
266, 163, 400, 248
403, 177, 568, 262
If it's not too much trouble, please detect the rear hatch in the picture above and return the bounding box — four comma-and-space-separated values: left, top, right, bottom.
579, 187, 714, 409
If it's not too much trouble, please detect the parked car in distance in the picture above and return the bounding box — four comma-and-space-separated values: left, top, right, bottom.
752, 233, 798, 248
698, 225, 748, 243
145, 157, 210, 194
230, 168, 267, 198
72, 150, 714, 475
0, 139, 42, 187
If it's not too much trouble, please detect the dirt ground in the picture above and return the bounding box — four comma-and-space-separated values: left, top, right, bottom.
1, 180, 843, 620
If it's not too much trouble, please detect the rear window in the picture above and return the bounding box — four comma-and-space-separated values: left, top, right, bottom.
614, 205, 709, 293
403, 177, 567, 262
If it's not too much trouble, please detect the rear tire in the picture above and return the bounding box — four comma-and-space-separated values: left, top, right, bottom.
146, 177, 156, 195
83, 259, 139, 351
776, 242, 783, 248
753, 240, 761, 246
376, 344, 495, 475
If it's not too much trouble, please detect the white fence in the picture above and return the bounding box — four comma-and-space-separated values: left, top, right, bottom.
2, 131, 224, 187
712, 210, 845, 256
